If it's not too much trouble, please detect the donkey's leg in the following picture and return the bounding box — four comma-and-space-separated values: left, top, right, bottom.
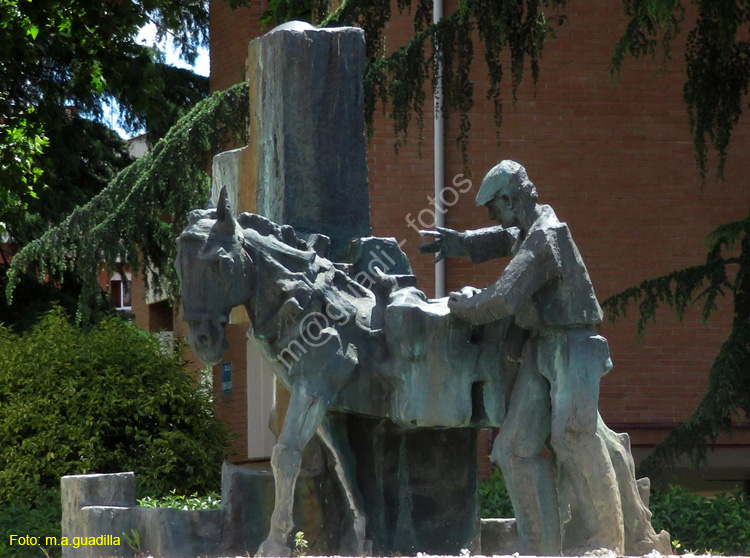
257, 327, 359, 557
256, 384, 328, 557
318, 414, 371, 556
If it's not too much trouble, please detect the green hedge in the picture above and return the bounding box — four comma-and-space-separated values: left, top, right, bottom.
0, 491, 61, 558
0, 308, 234, 557
479, 467, 514, 518
138, 490, 221, 510
479, 469, 750, 555
650, 485, 750, 554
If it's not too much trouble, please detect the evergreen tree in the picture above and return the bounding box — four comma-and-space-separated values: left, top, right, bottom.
0, 0, 210, 327
603, 0, 750, 478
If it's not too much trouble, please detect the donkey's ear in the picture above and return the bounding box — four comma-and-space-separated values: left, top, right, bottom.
217, 187, 232, 220
215, 187, 237, 234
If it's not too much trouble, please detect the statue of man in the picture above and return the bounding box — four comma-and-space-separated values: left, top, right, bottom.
421, 161, 624, 555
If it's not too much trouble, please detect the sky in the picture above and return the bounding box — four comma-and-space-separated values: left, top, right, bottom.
105, 23, 210, 138
136, 23, 210, 77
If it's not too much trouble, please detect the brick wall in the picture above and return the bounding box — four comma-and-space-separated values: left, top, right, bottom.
361, 0, 750, 446
209, 1, 265, 92
211, 323, 249, 460
209, 0, 750, 477
130, 272, 149, 330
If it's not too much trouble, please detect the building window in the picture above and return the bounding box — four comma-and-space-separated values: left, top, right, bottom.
110, 273, 132, 311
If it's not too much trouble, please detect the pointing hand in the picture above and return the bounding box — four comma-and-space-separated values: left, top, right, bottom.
419, 226, 468, 263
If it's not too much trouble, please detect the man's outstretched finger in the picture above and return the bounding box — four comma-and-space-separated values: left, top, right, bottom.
419, 229, 443, 238
419, 241, 441, 253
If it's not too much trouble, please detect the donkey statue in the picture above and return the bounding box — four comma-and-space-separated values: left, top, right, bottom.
175, 188, 669, 557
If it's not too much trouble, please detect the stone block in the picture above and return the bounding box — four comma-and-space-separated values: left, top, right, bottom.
211, 148, 243, 212
133, 507, 222, 558
221, 459, 348, 556
220, 461, 276, 554
480, 518, 519, 555
211, 146, 256, 215
61, 472, 136, 558
75, 506, 134, 558
247, 22, 371, 258
348, 415, 481, 555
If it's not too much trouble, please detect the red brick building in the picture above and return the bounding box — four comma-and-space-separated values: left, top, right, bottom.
134, 0, 750, 488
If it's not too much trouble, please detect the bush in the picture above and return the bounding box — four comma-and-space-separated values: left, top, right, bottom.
0, 490, 61, 558
0, 307, 234, 505
479, 467, 514, 518
138, 489, 221, 510
480, 471, 750, 555
650, 484, 750, 554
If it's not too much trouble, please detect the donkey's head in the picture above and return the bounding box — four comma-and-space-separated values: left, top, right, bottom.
176, 188, 253, 365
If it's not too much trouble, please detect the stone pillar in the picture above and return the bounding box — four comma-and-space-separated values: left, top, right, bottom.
246, 21, 371, 258
241, 22, 372, 465
211, 148, 253, 325
211, 147, 254, 214
61, 472, 136, 558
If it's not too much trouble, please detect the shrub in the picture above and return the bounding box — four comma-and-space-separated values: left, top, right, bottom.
138, 490, 221, 510
0, 490, 61, 558
650, 484, 750, 554
0, 307, 234, 506
479, 467, 514, 518
480, 471, 750, 555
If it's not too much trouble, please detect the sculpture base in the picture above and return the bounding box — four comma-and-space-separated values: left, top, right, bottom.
346, 414, 481, 555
